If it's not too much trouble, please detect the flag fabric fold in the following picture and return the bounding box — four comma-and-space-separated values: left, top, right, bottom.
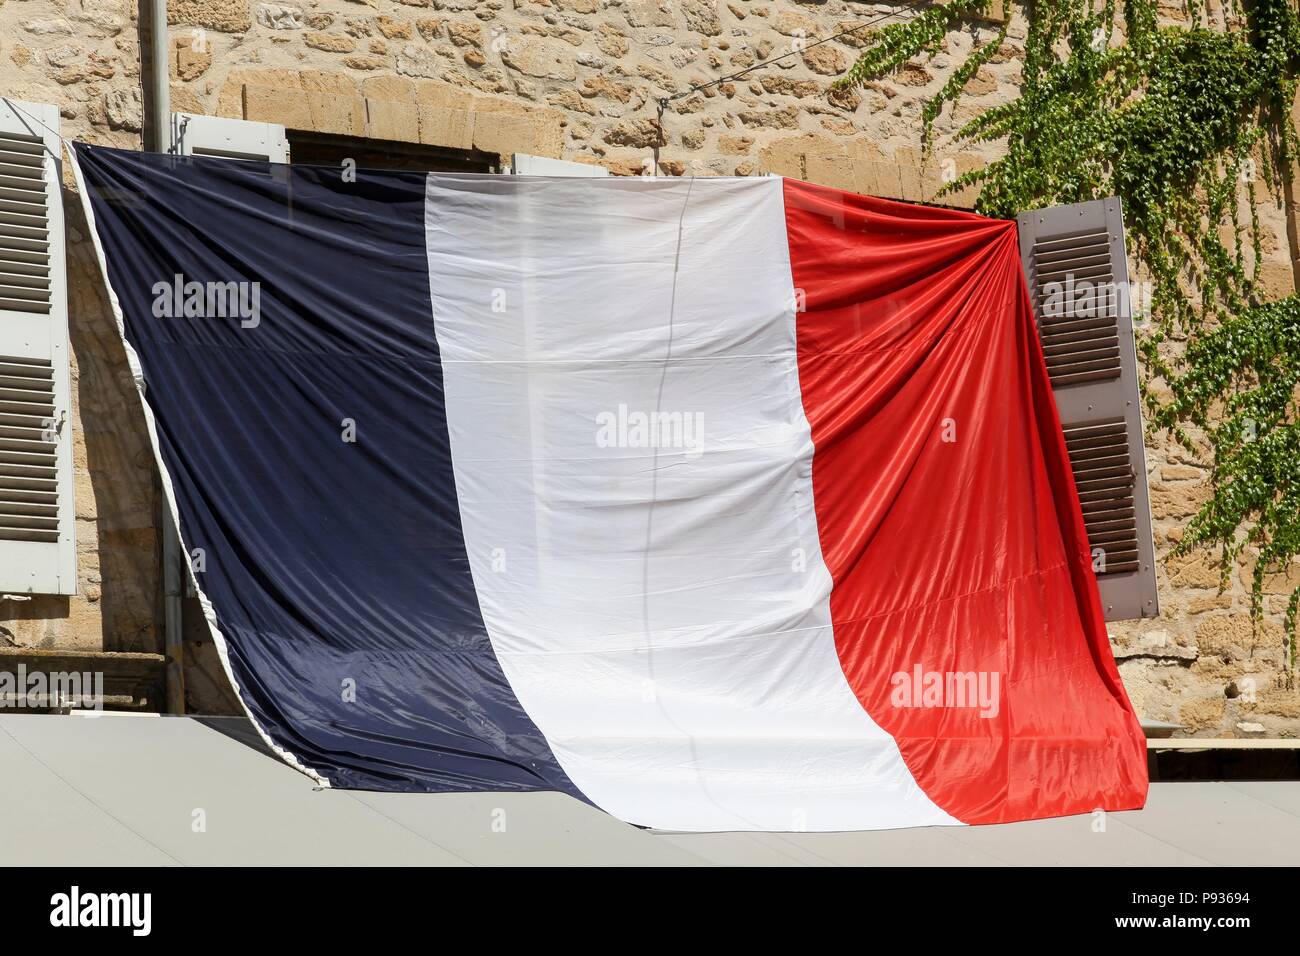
71, 143, 1147, 831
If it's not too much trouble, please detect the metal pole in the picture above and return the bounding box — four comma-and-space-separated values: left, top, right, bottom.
144, 0, 170, 153
144, 0, 183, 712
162, 511, 185, 714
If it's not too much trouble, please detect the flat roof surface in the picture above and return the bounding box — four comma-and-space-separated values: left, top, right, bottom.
2, 713, 1297, 866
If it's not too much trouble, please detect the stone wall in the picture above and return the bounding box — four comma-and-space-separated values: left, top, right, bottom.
171, 0, 1015, 198
1110, 435, 1300, 738
0, 0, 158, 662
1, 0, 1298, 734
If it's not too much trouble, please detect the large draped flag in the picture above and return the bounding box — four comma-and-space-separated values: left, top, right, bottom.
71, 143, 1147, 831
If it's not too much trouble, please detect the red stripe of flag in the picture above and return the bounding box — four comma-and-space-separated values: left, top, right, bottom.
783, 179, 1147, 824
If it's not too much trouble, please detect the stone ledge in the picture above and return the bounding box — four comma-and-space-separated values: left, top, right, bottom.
225, 69, 564, 160
0, 647, 165, 712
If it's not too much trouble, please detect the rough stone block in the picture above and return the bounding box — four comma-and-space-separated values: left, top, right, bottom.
418, 104, 474, 150
471, 109, 542, 158
167, 0, 252, 32
242, 83, 313, 128
366, 97, 419, 142
305, 92, 366, 136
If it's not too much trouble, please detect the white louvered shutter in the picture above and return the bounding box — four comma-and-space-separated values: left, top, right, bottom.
0, 99, 74, 594
1017, 198, 1158, 621
170, 113, 289, 162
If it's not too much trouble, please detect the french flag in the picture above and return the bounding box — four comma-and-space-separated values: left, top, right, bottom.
72, 143, 1147, 831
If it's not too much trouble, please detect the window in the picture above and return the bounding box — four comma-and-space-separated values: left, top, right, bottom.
287, 130, 497, 173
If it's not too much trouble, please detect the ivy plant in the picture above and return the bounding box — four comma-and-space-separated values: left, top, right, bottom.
837, 0, 1300, 678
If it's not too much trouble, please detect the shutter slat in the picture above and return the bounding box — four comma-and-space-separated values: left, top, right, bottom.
1040, 312, 1118, 330
0, 360, 53, 378
1074, 465, 1134, 484
1072, 452, 1131, 471
0, 185, 47, 205
0, 207, 49, 231
1042, 334, 1119, 355
0, 491, 57, 505
0, 135, 45, 157
0, 385, 56, 405
0, 253, 52, 273
0, 161, 43, 182
0, 526, 58, 543
1044, 348, 1122, 370
1035, 260, 1113, 284
0, 469, 57, 485
0, 269, 51, 290
0, 284, 52, 303
1044, 368, 1122, 387
0, 235, 51, 254
1081, 496, 1134, 513
0, 174, 47, 193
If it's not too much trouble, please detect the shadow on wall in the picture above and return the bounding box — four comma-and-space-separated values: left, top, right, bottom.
183, 594, 242, 714
0, 596, 69, 649
59, 187, 161, 656
49, 187, 243, 714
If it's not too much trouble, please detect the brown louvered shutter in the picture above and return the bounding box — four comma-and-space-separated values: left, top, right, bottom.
1017, 198, 1158, 621
0, 99, 74, 594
